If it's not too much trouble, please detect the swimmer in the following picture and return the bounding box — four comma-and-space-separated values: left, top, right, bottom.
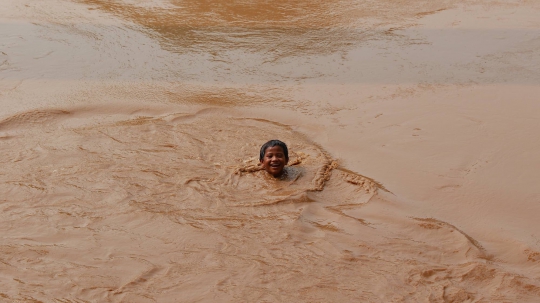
259, 139, 289, 178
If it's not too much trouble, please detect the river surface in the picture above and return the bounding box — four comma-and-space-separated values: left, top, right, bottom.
1, 0, 540, 302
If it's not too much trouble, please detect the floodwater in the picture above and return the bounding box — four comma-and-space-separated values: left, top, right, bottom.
1, 0, 540, 302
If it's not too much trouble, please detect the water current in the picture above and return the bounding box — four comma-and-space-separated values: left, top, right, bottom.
1, 0, 540, 302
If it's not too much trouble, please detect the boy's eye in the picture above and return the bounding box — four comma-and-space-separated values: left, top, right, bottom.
267, 154, 283, 159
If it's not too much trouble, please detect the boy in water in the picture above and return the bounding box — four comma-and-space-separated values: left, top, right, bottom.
259, 140, 289, 178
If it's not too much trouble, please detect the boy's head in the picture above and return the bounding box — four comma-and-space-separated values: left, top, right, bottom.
259, 140, 289, 177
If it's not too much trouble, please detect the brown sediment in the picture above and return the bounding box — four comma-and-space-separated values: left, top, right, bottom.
310, 155, 339, 191
337, 166, 390, 194
2, 0, 540, 301
412, 217, 492, 260
4, 106, 538, 301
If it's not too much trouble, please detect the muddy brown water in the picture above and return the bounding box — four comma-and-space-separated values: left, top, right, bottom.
1, 0, 540, 302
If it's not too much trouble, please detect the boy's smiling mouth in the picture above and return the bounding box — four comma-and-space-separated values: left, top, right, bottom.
269, 163, 283, 172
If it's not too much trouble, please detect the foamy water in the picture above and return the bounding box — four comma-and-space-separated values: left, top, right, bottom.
1, 0, 540, 302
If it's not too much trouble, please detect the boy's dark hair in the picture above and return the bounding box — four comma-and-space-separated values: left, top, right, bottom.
259, 140, 289, 161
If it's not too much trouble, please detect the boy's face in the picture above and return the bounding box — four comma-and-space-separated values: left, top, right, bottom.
260, 145, 289, 177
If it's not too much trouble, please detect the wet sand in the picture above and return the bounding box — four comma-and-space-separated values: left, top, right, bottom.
1, 0, 540, 302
